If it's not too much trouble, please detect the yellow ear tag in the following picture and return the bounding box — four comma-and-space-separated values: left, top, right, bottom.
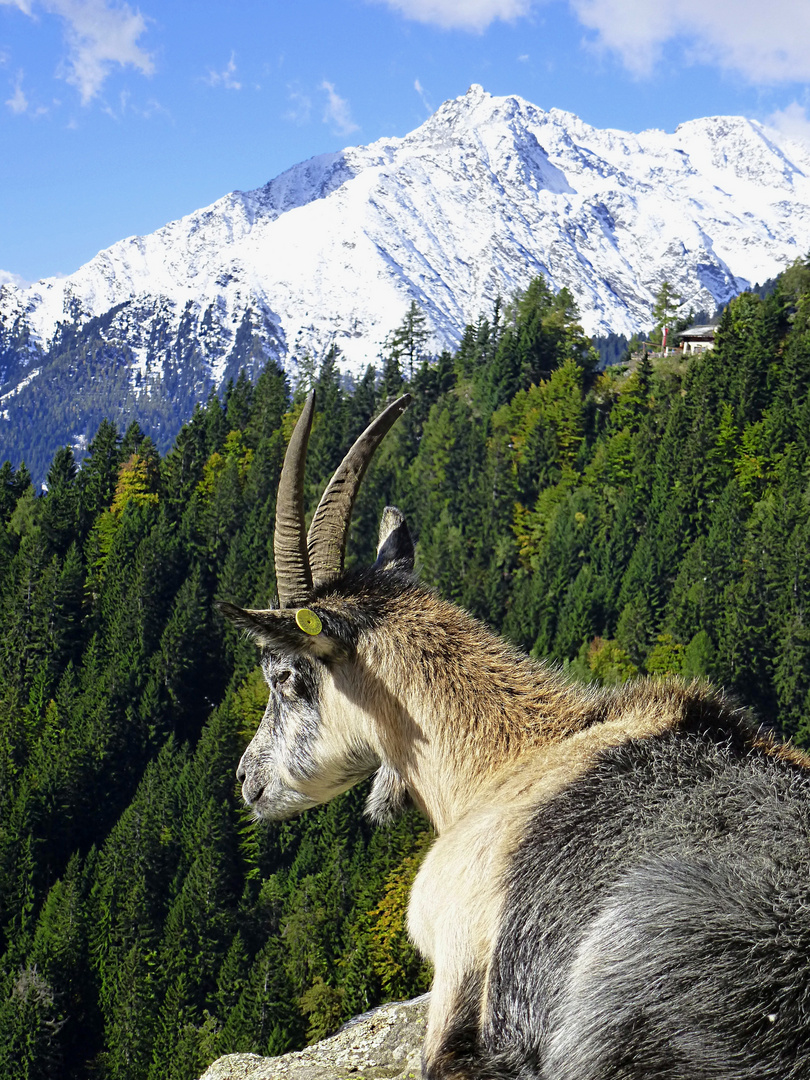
295, 608, 322, 636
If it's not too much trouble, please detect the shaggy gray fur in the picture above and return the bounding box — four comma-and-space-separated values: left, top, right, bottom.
471, 732, 810, 1079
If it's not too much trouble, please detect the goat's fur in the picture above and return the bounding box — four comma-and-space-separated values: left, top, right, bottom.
221, 504, 810, 1079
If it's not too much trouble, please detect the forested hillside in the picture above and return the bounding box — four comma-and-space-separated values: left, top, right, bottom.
0, 302, 271, 485
2, 266, 810, 1079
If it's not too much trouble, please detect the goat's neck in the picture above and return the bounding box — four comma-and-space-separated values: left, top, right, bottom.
362, 611, 595, 834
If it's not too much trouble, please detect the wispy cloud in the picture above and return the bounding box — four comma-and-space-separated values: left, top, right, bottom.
5, 69, 28, 112
570, 0, 810, 83
0, 0, 154, 103
52, 0, 153, 102
285, 83, 312, 125
0, 1, 35, 14
3, 66, 48, 114
374, 0, 810, 83
0, 268, 31, 288
414, 77, 433, 112
321, 79, 358, 135
767, 101, 810, 148
372, 0, 530, 31
101, 85, 168, 120
138, 94, 168, 119
205, 51, 241, 90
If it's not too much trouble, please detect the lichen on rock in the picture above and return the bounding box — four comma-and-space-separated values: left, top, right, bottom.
198, 994, 429, 1080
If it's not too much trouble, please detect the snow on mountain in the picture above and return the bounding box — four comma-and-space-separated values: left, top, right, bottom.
3, 83, 810, 386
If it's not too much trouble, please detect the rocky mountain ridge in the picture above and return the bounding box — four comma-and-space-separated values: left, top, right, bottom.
3, 84, 810, 477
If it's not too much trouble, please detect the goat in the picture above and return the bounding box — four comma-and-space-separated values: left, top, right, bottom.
219, 392, 810, 1080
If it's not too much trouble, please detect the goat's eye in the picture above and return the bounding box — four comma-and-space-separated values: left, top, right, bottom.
273, 670, 291, 688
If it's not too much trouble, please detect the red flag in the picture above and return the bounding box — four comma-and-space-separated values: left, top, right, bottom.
662, 325, 668, 350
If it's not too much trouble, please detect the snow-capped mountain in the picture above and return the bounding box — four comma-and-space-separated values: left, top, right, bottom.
5, 84, 810, 377
3, 84, 810, 477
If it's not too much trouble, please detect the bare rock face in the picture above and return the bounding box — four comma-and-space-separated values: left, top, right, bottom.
198, 995, 428, 1080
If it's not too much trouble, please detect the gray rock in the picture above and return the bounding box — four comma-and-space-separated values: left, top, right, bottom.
199, 995, 429, 1080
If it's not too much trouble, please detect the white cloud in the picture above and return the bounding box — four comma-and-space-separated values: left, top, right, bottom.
138, 94, 168, 119
0, 0, 34, 14
52, 0, 153, 102
0, 268, 31, 288
376, 0, 810, 83
414, 77, 433, 112
0, 0, 153, 103
102, 87, 167, 119
5, 68, 27, 112
205, 51, 241, 91
570, 0, 810, 83
766, 101, 810, 149
285, 84, 312, 125
373, 0, 530, 31
321, 80, 358, 135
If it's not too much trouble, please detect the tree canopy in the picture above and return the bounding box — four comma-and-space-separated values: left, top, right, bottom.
1, 274, 810, 1077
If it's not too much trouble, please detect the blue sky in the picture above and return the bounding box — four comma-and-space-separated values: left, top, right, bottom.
1, 0, 809, 284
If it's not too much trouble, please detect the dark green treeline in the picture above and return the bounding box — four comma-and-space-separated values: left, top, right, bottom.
1, 268, 810, 1078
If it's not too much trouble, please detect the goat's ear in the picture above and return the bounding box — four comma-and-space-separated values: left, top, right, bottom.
216, 602, 342, 658
375, 506, 414, 572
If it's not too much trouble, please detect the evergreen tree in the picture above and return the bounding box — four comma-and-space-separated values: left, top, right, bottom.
384, 301, 431, 380
650, 280, 683, 345
78, 420, 122, 526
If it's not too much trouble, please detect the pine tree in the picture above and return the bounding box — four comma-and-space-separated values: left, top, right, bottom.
384, 301, 431, 380
650, 280, 682, 346
78, 420, 121, 526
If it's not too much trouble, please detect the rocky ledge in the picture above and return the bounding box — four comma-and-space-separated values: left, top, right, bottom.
199, 995, 428, 1080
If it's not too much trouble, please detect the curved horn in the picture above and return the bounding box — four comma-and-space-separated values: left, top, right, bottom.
274, 392, 316, 608
307, 394, 411, 589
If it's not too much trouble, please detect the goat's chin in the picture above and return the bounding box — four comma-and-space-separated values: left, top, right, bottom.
244, 783, 318, 822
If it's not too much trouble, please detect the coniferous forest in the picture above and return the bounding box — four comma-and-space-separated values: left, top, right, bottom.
2, 265, 810, 1079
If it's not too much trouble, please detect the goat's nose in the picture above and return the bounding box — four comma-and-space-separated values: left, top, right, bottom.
236, 761, 246, 783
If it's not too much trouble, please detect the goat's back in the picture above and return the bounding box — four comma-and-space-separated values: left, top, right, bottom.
484, 729, 810, 1080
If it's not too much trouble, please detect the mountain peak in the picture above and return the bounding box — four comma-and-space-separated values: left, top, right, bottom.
2, 86, 810, 394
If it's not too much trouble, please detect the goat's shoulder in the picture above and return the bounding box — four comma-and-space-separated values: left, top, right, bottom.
412, 675, 810, 967
599, 674, 810, 766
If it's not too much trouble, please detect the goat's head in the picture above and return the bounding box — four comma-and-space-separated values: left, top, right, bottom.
219, 392, 414, 823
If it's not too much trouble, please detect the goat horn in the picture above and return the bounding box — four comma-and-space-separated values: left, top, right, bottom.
308, 394, 411, 589
274, 391, 316, 608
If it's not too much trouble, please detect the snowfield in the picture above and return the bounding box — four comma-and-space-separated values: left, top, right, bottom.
2, 84, 810, 380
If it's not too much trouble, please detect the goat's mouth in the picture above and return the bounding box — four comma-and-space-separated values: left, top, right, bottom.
241, 778, 266, 806
243, 778, 318, 821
